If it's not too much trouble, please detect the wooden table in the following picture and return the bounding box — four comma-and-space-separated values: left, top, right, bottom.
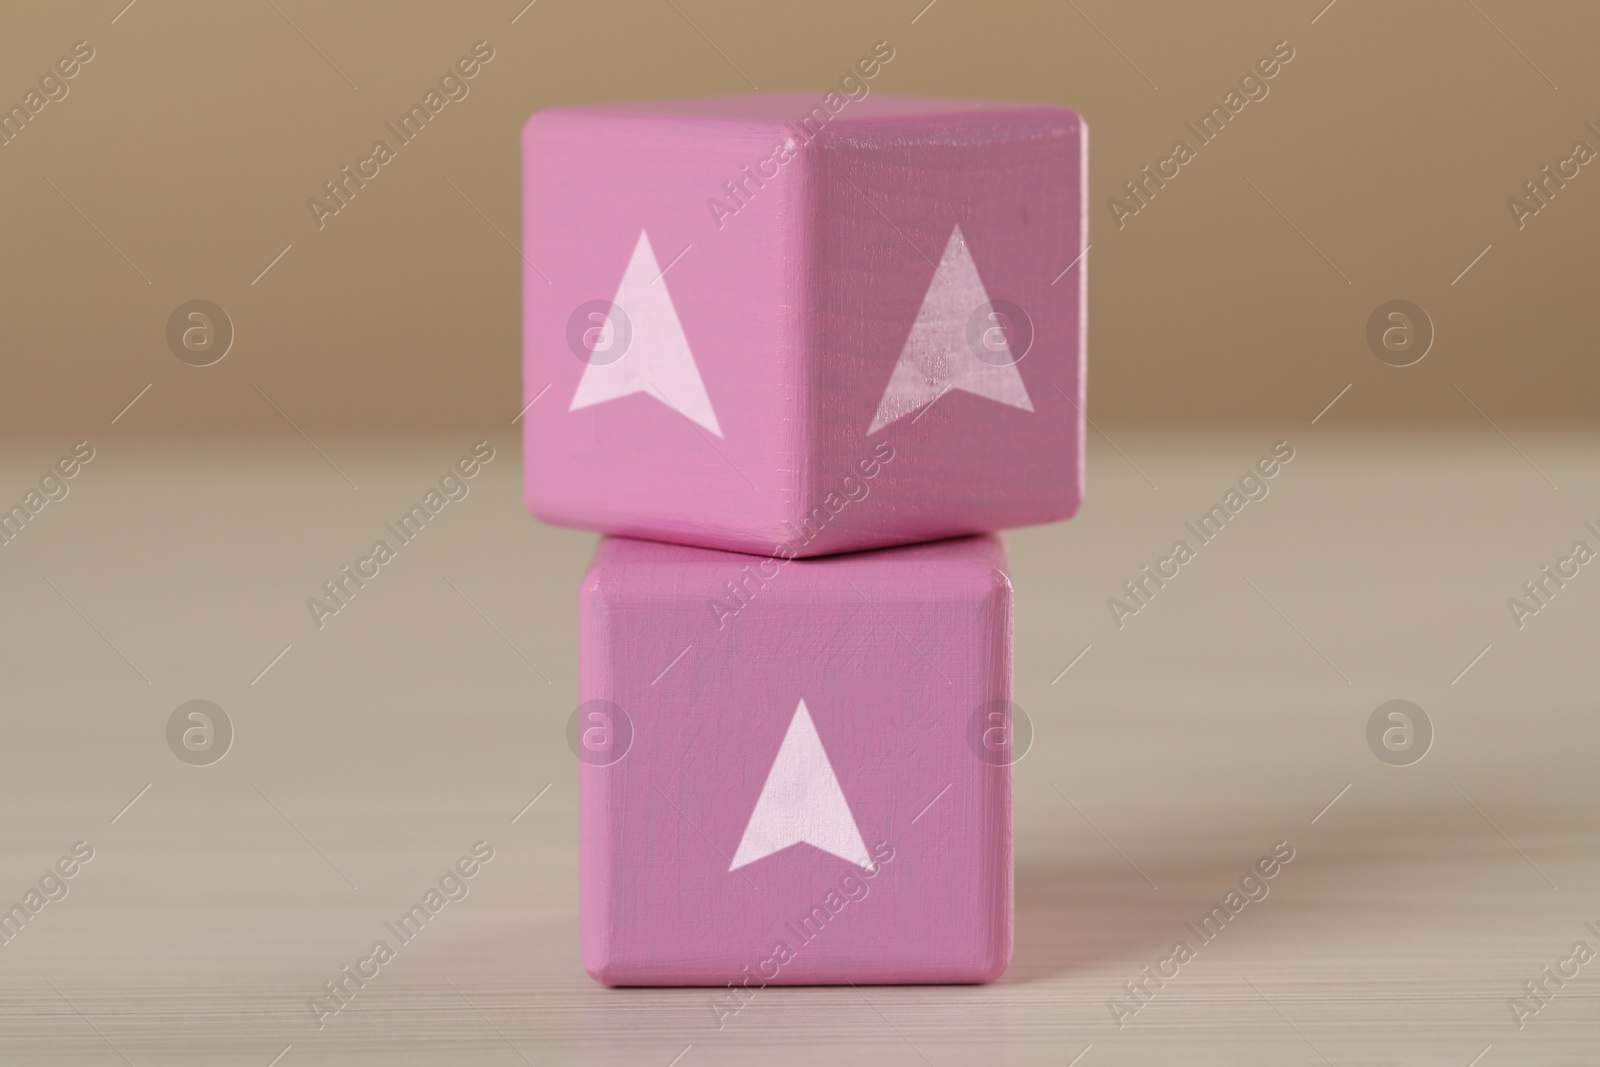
1, 428, 1595, 1064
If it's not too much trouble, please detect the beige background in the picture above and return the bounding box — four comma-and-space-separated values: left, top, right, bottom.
1, 0, 1597, 434
3, 1, 1600, 1064
3, 430, 1598, 1063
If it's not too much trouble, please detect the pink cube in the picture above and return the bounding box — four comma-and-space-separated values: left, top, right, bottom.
523, 95, 1086, 557
577, 533, 1014, 987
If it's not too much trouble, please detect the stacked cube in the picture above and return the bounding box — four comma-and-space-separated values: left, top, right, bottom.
522, 95, 1085, 987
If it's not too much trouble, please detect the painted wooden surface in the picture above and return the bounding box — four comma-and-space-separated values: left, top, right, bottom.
578, 534, 1013, 986
1, 430, 1596, 1063
522, 95, 1086, 556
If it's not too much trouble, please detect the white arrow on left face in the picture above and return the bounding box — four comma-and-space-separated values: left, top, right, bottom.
569, 229, 723, 436
729, 699, 873, 872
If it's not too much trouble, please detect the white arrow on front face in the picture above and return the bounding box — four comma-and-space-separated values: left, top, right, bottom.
868, 224, 1035, 433
569, 229, 723, 436
729, 699, 873, 872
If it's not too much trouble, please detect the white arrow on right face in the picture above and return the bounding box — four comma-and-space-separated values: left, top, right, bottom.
868, 224, 1035, 433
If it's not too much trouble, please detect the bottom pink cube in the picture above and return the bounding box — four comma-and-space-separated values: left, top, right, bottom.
577, 534, 1014, 988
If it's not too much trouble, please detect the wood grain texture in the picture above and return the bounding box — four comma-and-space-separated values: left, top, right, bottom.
578, 535, 1013, 986
522, 95, 1085, 556
0, 430, 1596, 1063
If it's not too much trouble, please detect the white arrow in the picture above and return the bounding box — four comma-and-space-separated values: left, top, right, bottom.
569, 230, 722, 436
868, 224, 1034, 433
729, 699, 873, 872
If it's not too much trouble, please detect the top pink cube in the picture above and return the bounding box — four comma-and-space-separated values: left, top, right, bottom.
522, 92, 1086, 557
